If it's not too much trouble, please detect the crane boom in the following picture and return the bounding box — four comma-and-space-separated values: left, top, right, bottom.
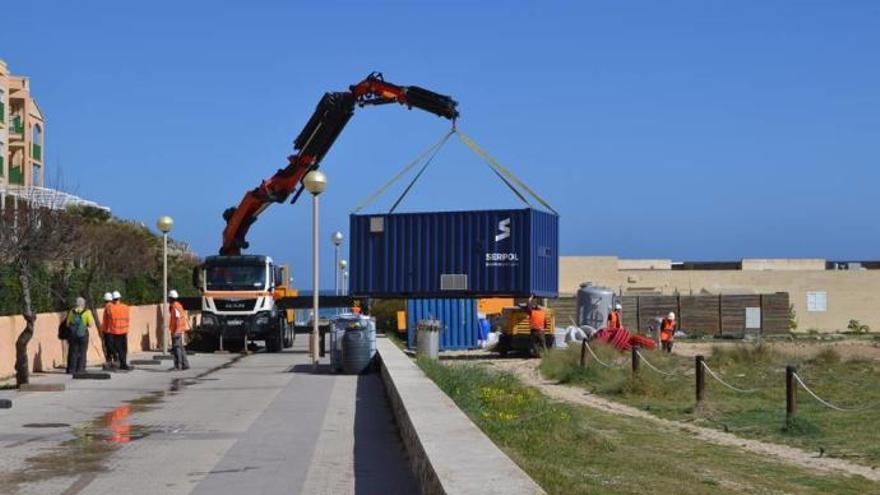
220, 72, 458, 255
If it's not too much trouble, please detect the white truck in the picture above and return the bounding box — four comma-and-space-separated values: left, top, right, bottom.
193, 255, 295, 352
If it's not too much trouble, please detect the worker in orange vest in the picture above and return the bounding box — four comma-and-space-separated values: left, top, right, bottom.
100, 292, 117, 368
168, 290, 191, 370
106, 290, 132, 370
526, 297, 547, 358
607, 303, 623, 330
660, 312, 677, 353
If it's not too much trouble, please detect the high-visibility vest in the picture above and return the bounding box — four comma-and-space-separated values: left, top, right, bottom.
608, 310, 621, 329
529, 308, 546, 331
660, 318, 676, 342
169, 301, 190, 334
107, 303, 131, 335
101, 303, 114, 333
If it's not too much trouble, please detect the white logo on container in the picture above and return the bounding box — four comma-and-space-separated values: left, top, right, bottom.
495, 218, 511, 242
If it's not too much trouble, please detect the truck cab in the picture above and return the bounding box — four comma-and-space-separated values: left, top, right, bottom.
194, 255, 295, 352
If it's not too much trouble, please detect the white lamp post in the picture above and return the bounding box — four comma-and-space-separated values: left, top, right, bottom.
331, 231, 343, 296
339, 260, 348, 297
156, 215, 174, 356
303, 170, 327, 368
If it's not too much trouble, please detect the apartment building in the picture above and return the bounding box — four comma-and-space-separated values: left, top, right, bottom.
0, 59, 45, 187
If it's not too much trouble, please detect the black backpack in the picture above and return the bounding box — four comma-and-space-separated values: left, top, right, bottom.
58, 318, 70, 340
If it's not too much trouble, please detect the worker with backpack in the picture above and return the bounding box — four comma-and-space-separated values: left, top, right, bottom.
65, 297, 97, 374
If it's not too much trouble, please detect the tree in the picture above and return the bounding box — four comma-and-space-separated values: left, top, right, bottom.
0, 191, 80, 385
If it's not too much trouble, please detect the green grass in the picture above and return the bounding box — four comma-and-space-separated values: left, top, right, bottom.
417, 358, 879, 494
540, 343, 880, 463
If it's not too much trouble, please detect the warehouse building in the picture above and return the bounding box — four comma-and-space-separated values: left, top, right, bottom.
558, 257, 880, 333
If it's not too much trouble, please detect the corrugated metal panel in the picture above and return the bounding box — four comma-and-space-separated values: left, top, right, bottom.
406, 299, 480, 350
350, 208, 558, 298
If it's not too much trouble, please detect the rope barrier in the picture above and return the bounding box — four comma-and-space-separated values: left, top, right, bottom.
793, 372, 872, 412
701, 362, 757, 394
583, 340, 624, 369
635, 350, 677, 376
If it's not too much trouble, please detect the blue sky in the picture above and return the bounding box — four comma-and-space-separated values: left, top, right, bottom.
2, 1, 878, 286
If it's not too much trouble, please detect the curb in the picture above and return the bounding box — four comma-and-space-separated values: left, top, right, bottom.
376, 336, 545, 495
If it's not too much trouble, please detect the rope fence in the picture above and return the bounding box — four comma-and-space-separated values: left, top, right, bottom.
573, 340, 875, 420
582, 340, 624, 369
701, 361, 757, 394
634, 349, 677, 376
793, 372, 873, 412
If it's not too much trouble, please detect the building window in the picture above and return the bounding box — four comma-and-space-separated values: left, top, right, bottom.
32, 164, 42, 186
806, 291, 827, 312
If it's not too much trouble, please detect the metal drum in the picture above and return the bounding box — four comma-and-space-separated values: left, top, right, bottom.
577, 282, 615, 329
342, 326, 373, 374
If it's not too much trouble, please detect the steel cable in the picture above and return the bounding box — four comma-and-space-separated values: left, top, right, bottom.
701, 362, 757, 393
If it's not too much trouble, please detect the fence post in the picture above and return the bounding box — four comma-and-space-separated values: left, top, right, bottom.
786, 365, 797, 420
631, 345, 640, 374
580, 339, 588, 367
696, 355, 705, 404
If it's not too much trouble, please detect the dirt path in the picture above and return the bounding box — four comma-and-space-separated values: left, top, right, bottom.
483, 358, 880, 482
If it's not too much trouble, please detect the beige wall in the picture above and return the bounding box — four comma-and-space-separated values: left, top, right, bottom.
0, 304, 168, 379
560, 256, 880, 332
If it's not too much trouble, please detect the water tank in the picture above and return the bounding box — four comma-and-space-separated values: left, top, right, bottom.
577, 283, 615, 329
342, 327, 373, 374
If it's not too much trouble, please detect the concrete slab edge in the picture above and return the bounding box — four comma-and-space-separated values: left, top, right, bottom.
376, 337, 545, 495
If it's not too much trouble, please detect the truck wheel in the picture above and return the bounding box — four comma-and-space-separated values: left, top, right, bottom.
497, 334, 510, 357
283, 326, 294, 348
266, 329, 283, 353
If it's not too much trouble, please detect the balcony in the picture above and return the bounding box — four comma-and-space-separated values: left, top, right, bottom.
32, 144, 42, 162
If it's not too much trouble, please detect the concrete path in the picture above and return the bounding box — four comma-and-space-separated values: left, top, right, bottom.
0, 339, 417, 494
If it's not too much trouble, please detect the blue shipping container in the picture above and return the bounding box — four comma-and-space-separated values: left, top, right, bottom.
406, 299, 480, 350
350, 208, 558, 298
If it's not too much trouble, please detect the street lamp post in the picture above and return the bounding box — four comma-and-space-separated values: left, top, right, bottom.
339, 259, 348, 298
303, 171, 327, 368
331, 232, 343, 296
156, 216, 174, 356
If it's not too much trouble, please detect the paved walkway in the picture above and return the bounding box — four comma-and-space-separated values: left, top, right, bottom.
0, 338, 417, 494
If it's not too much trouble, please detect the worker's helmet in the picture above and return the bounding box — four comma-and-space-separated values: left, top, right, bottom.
103, 292, 113, 302
168, 290, 179, 299
668, 312, 676, 320
615, 303, 622, 310
112, 290, 122, 300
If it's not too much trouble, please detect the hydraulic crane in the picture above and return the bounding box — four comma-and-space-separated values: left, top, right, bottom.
220, 72, 458, 256
191, 73, 458, 353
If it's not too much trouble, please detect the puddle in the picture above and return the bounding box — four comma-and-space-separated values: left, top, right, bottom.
0, 392, 163, 491
0, 354, 246, 492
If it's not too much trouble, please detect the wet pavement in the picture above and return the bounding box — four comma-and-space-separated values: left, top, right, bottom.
0, 338, 418, 494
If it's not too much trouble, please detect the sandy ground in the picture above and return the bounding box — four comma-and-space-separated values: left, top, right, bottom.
439, 343, 880, 482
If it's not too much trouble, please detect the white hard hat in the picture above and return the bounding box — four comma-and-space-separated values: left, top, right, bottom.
112, 290, 122, 300
668, 312, 676, 320
168, 290, 179, 299
103, 292, 113, 302
615, 303, 622, 310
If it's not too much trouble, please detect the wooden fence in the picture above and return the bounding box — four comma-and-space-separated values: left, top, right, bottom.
549, 292, 790, 336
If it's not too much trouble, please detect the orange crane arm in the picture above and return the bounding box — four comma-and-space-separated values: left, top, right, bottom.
220, 72, 458, 255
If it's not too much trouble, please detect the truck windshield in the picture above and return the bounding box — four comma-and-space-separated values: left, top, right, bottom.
206, 264, 266, 291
